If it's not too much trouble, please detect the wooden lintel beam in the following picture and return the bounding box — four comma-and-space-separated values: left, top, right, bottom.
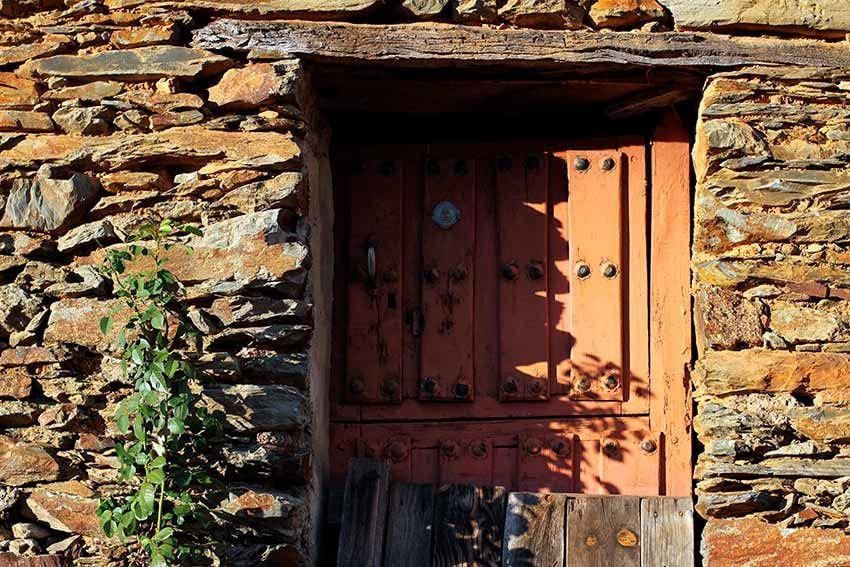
606, 88, 691, 120
193, 19, 850, 71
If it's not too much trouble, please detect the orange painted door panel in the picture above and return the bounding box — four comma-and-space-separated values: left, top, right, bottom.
332, 137, 666, 497
420, 158, 476, 402
496, 153, 550, 401
344, 159, 404, 404
330, 421, 662, 495
563, 150, 625, 401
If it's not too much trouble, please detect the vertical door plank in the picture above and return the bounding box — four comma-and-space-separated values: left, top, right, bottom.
649, 109, 693, 496
432, 484, 507, 567
548, 155, 572, 395
384, 483, 435, 567
566, 496, 640, 567
474, 157, 501, 403
421, 157, 476, 401
618, 139, 650, 413
346, 159, 404, 404
337, 458, 391, 567
564, 150, 626, 401
641, 497, 694, 567
496, 152, 550, 401
402, 156, 425, 401
503, 492, 566, 567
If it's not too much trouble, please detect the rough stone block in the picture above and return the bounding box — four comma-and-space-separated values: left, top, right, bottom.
702, 517, 850, 566
665, 0, 850, 34
694, 286, 763, 351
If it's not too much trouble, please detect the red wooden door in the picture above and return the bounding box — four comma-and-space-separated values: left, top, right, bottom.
332, 136, 673, 495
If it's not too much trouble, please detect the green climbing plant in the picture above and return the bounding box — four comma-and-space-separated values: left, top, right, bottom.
95, 219, 223, 566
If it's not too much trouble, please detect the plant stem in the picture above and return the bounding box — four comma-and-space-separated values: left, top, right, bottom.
156, 479, 165, 533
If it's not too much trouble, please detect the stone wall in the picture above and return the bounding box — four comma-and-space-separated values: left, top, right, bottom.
693, 67, 850, 565
0, 2, 318, 565
0, 0, 849, 566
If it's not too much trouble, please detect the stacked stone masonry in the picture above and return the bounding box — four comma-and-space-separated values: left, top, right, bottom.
694, 68, 850, 566
0, 0, 846, 566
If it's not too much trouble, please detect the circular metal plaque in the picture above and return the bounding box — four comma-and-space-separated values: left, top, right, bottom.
432, 200, 461, 230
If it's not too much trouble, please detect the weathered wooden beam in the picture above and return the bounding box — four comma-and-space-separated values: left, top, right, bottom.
193, 20, 850, 70
606, 88, 690, 120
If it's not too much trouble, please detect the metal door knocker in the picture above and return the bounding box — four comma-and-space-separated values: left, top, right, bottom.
432, 200, 461, 230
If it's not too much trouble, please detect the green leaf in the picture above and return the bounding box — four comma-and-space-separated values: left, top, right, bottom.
167, 417, 184, 436
116, 411, 130, 435
99, 316, 113, 336
147, 468, 165, 485
151, 310, 165, 331
132, 413, 146, 443
138, 482, 156, 514
153, 527, 173, 542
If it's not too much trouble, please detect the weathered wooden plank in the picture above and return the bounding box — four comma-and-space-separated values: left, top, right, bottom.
420, 156, 476, 402
649, 109, 693, 497
345, 158, 404, 404
384, 483, 435, 567
641, 497, 694, 567
566, 496, 640, 567
503, 492, 566, 567
336, 458, 390, 567
193, 20, 850, 70
565, 149, 625, 401
496, 151, 549, 401
432, 484, 507, 567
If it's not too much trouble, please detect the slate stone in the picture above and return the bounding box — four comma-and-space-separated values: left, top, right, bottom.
42, 81, 123, 102
51, 106, 111, 136
0, 37, 72, 66
216, 171, 304, 213
695, 287, 763, 351
453, 0, 498, 23
666, 0, 850, 33
208, 61, 298, 109
0, 436, 59, 486
107, 0, 382, 18
0, 127, 301, 172
398, 0, 450, 18
0, 73, 39, 109
217, 485, 306, 539
56, 220, 117, 253
25, 46, 232, 81
702, 517, 850, 566
0, 112, 54, 133
0, 284, 44, 334
770, 301, 841, 345
499, 0, 585, 29
207, 384, 309, 433
25, 482, 99, 535
0, 166, 99, 235
588, 0, 666, 29
109, 26, 178, 48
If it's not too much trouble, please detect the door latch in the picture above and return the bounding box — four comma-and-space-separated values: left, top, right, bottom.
406, 306, 424, 337
366, 235, 377, 285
